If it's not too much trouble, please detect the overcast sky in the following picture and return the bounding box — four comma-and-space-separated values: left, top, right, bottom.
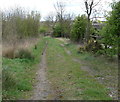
0, 0, 116, 21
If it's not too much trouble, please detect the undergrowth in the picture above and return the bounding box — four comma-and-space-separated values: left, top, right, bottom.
2, 37, 46, 100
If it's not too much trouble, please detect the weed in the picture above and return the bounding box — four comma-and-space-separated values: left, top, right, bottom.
15, 49, 34, 60
2, 37, 46, 100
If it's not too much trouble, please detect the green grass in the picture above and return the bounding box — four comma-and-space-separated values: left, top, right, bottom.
2, 36, 46, 100
46, 37, 112, 100
2, 36, 117, 100
65, 43, 118, 89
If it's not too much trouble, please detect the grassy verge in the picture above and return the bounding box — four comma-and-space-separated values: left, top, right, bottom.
46, 37, 112, 100
65, 42, 118, 99
2, 36, 46, 100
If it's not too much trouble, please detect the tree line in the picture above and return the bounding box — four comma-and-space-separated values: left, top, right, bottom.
2, 7, 41, 40
46, 1, 119, 57
2, 1, 119, 57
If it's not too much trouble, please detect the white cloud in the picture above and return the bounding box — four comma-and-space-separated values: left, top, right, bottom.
0, 0, 114, 20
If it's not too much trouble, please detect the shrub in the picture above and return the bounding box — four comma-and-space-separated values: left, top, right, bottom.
15, 49, 34, 60
78, 39, 103, 54
70, 15, 87, 42
39, 27, 47, 34
2, 7, 41, 40
85, 40, 103, 53
77, 46, 86, 53
99, 1, 120, 57
53, 23, 62, 37
103, 47, 117, 57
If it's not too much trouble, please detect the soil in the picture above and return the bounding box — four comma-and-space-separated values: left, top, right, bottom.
31, 42, 56, 100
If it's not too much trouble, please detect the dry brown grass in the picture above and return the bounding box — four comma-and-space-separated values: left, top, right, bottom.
2, 37, 40, 59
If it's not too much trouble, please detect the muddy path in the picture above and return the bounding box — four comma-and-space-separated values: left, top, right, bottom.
31, 41, 56, 100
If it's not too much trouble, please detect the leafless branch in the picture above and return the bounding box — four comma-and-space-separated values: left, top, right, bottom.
92, 0, 102, 8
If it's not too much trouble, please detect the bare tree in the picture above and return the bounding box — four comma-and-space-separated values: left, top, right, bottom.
63, 13, 75, 38
44, 12, 55, 31
54, 1, 66, 37
54, 2, 75, 38
44, 12, 54, 23
54, 1, 65, 22
84, 0, 101, 43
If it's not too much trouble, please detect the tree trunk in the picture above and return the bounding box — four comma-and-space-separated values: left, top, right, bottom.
85, 15, 90, 44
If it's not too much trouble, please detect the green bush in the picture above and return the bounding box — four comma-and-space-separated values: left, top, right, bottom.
78, 39, 103, 54
103, 47, 117, 57
2, 7, 41, 39
85, 40, 103, 53
99, 1, 120, 57
70, 15, 87, 42
39, 27, 47, 33
53, 23, 62, 37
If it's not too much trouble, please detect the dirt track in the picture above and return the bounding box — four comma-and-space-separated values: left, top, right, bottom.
31, 42, 55, 100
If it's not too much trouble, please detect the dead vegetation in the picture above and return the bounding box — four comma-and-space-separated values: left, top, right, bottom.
2, 37, 39, 59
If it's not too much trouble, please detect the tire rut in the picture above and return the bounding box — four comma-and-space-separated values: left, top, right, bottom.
31, 41, 56, 100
